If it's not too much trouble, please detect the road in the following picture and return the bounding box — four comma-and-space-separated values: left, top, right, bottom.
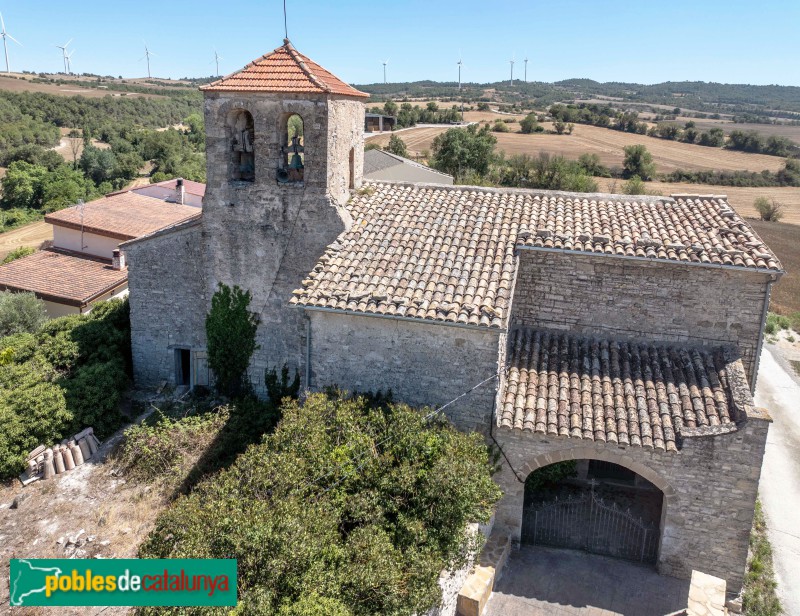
754, 346, 800, 616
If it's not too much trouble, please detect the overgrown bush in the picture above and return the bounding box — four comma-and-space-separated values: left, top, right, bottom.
765, 312, 791, 335
622, 175, 648, 195
0, 298, 130, 478
205, 283, 259, 397
265, 365, 301, 406
754, 197, 784, 222
0, 291, 47, 337
139, 392, 501, 615
1, 246, 35, 264
742, 501, 782, 616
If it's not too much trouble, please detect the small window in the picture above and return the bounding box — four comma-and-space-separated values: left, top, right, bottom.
278, 114, 304, 183
229, 109, 255, 182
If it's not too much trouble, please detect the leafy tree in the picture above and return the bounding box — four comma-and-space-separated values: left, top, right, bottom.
519, 113, 543, 134
385, 134, 408, 158
492, 119, 509, 132
430, 124, 496, 180
476, 102, 491, 111
622, 144, 656, 180
383, 100, 398, 116
577, 153, 610, 177
139, 391, 501, 615
553, 120, 567, 135
698, 128, 725, 147
0, 291, 47, 337
753, 197, 784, 222
496, 153, 598, 192
655, 122, 680, 140
205, 283, 259, 397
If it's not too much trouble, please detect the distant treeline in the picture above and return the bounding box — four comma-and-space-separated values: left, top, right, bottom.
548, 103, 800, 155
356, 78, 800, 119
367, 100, 462, 127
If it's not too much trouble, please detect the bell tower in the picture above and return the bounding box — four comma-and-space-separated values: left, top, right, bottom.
198, 40, 369, 380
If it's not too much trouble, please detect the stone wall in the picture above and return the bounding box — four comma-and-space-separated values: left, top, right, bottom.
124, 222, 207, 387
199, 92, 364, 384
490, 394, 771, 591
511, 250, 772, 384
307, 310, 503, 433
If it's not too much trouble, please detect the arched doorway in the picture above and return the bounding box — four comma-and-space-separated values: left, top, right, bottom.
521, 459, 663, 564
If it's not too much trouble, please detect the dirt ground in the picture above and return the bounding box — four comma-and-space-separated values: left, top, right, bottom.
0, 221, 51, 261
0, 409, 165, 615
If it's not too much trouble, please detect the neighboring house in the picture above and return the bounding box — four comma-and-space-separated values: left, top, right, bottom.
0, 179, 203, 317
363, 148, 453, 184
365, 113, 396, 132
124, 38, 783, 593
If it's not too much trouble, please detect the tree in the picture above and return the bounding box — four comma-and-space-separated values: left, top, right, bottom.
0, 291, 47, 337
68, 129, 82, 169
753, 197, 784, 222
383, 100, 398, 116
430, 124, 496, 180
476, 102, 491, 111
139, 391, 501, 615
205, 283, 260, 397
519, 113, 543, 134
553, 120, 567, 135
698, 128, 724, 148
622, 175, 648, 195
622, 144, 655, 180
492, 119, 509, 132
385, 134, 408, 158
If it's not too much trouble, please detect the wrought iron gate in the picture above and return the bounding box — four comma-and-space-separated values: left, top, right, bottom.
521, 488, 659, 564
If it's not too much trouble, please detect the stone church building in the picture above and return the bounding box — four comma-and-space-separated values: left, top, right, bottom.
124, 40, 783, 592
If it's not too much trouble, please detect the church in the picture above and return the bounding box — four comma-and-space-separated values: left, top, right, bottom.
123, 39, 783, 593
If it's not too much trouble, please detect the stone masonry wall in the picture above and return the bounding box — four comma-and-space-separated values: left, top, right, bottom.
125, 222, 207, 387
511, 250, 772, 383
308, 310, 503, 433
199, 92, 363, 383
491, 415, 770, 591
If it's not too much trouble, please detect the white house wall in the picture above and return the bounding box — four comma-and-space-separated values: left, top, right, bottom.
52, 226, 120, 259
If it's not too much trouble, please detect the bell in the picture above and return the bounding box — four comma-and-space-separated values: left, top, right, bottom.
288, 153, 304, 170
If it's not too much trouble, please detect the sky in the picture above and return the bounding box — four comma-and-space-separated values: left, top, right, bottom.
1, 0, 799, 86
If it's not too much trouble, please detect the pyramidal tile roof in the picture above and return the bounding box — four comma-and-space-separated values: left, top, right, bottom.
200, 39, 369, 98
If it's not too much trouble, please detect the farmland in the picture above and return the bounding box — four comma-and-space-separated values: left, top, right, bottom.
0, 73, 166, 99
747, 221, 800, 317
367, 121, 789, 174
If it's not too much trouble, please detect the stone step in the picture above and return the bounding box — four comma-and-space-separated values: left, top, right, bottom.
456, 531, 511, 616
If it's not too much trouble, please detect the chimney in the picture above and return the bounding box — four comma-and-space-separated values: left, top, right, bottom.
112, 249, 126, 271
175, 178, 185, 205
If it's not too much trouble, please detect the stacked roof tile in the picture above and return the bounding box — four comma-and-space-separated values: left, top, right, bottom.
201, 39, 368, 98
291, 183, 782, 328
45, 192, 201, 241
0, 249, 127, 306
499, 327, 741, 452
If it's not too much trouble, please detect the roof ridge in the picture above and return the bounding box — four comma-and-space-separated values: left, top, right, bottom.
282, 38, 331, 94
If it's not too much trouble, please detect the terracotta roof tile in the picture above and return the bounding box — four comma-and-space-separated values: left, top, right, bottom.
201, 39, 368, 98
291, 183, 782, 328
45, 192, 201, 241
0, 249, 127, 306
498, 327, 743, 452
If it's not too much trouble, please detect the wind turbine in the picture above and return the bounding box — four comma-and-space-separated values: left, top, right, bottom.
55, 39, 72, 73
140, 42, 156, 78
457, 55, 464, 121
0, 13, 22, 74
66, 49, 75, 75
509, 56, 515, 86
211, 49, 222, 76
382, 58, 388, 84
524, 56, 528, 83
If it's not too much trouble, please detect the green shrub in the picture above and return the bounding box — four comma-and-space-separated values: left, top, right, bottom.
139, 392, 500, 614
742, 501, 782, 616
622, 175, 648, 195
1, 246, 35, 264
525, 460, 578, 493
765, 313, 791, 335
0, 291, 47, 337
265, 365, 301, 407
0, 298, 131, 478
754, 197, 784, 222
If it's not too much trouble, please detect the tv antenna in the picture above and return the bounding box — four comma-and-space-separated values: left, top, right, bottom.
0, 13, 22, 74
140, 42, 156, 78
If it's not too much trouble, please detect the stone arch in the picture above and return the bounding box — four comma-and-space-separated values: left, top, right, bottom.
225, 107, 255, 182
278, 112, 305, 183
520, 447, 677, 502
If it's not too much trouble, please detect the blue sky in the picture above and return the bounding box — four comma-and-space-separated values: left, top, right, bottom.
2, 0, 799, 86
